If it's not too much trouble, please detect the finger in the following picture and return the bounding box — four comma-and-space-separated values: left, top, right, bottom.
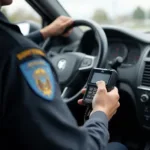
115, 102, 120, 112
109, 87, 120, 99
81, 88, 86, 94
108, 87, 118, 93
77, 99, 84, 105
59, 16, 72, 21
114, 102, 120, 110
96, 81, 106, 88
96, 81, 107, 94
61, 20, 73, 36
62, 19, 74, 28
117, 102, 120, 107
113, 87, 118, 93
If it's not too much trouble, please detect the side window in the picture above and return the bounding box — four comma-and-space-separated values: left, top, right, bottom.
1, 0, 42, 35
1, 0, 41, 24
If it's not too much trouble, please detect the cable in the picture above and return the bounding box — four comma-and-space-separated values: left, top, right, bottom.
84, 105, 92, 122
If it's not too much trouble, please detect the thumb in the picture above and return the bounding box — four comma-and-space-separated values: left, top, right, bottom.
96, 81, 107, 93
62, 20, 74, 33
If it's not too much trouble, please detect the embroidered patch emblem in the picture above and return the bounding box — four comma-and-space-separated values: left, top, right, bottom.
17, 49, 46, 60
20, 58, 55, 101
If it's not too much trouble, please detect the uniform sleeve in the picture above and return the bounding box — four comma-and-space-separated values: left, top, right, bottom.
83, 111, 110, 149
2, 52, 109, 150
26, 30, 44, 44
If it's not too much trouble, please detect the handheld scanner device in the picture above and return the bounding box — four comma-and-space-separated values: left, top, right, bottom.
83, 68, 118, 105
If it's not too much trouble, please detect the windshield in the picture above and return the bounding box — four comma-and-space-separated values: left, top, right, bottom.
58, 0, 150, 31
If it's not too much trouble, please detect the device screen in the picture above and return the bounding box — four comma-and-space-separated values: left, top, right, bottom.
90, 72, 110, 84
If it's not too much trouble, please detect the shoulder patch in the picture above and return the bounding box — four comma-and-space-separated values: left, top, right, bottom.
20, 58, 55, 101
17, 49, 45, 60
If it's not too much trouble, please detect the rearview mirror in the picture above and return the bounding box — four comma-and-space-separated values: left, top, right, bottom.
17, 21, 41, 36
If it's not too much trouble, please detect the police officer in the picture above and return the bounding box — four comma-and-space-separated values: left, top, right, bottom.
0, 0, 127, 150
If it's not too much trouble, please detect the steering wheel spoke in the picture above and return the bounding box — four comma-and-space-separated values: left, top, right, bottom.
61, 87, 81, 103
61, 87, 69, 99
79, 55, 95, 71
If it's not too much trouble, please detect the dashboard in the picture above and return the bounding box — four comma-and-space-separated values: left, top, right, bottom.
48, 25, 150, 130
108, 41, 141, 66
79, 29, 142, 66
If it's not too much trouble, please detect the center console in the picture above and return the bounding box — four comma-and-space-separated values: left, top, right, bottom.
137, 48, 150, 129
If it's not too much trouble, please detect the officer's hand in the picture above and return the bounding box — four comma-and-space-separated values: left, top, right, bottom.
91, 81, 120, 120
40, 16, 73, 39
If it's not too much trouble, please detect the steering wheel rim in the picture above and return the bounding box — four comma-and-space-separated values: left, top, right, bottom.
44, 19, 108, 103
63, 20, 108, 67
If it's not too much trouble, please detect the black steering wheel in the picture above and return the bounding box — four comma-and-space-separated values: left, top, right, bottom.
43, 20, 108, 103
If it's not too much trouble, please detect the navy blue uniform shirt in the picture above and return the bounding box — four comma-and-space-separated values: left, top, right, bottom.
0, 12, 109, 150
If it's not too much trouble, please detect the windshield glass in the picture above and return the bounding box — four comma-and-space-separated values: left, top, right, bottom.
58, 0, 150, 31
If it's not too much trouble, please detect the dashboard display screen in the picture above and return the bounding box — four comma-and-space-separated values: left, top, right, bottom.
91, 72, 110, 84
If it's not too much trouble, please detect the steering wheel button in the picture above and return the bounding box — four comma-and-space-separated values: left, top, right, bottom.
81, 58, 92, 67
84, 58, 92, 65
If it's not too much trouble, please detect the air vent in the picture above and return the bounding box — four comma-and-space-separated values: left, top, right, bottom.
142, 62, 150, 86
